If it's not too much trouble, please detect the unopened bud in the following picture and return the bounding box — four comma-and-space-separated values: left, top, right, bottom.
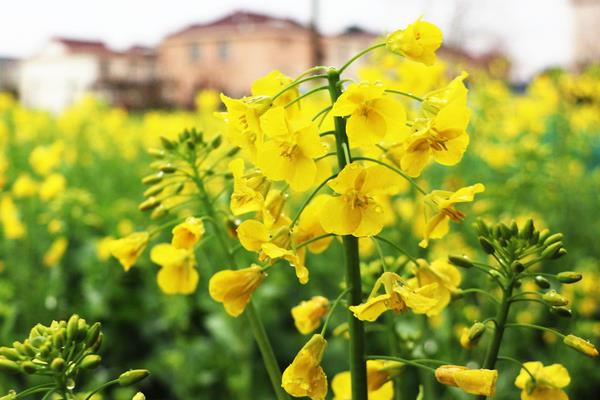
0, 347, 19, 361
150, 205, 168, 220
76, 319, 88, 341
51, 357, 65, 372
12, 342, 26, 356
553, 248, 567, 259
543, 233, 563, 247
80, 354, 102, 369
66, 315, 80, 342
119, 369, 150, 386
557, 271, 582, 284
476, 219, 490, 237
21, 361, 36, 374
0, 390, 16, 400
209, 135, 222, 149
542, 290, 569, 306
159, 164, 176, 173
468, 322, 486, 342
550, 306, 572, 318
448, 256, 473, 269
541, 242, 562, 259
563, 334, 598, 358
132, 393, 146, 400
510, 221, 519, 235
537, 229, 551, 243
534, 276, 551, 289
186, 140, 195, 150
142, 172, 164, 185
226, 147, 241, 157
147, 148, 165, 158
479, 237, 495, 254
0, 359, 21, 374
160, 136, 175, 149
138, 197, 160, 212
144, 185, 164, 198
521, 219, 534, 239
85, 322, 101, 348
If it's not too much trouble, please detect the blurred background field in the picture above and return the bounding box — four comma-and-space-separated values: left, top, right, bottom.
0, 1, 599, 399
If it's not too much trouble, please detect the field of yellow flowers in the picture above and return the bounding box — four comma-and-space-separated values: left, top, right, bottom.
0, 18, 599, 400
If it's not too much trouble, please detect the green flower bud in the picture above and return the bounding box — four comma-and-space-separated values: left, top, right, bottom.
499, 223, 511, 239
550, 306, 572, 318
553, 248, 567, 259
510, 221, 519, 235
179, 130, 190, 142
132, 393, 146, 400
226, 147, 241, 157
186, 140, 195, 150
160, 136, 175, 150
85, 323, 101, 348
159, 164, 176, 173
0, 347, 19, 361
192, 130, 204, 144
543, 233, 563, 247
541, 242, 562, 259
537, 229, 551, 243
0, 359, 21, 374
448, 256, 473, 269
147, 148, 165, 158
12, 342, 26, 357
22, 342, 36, 357
534, 276, 551, 289
521, 219, 534, 239
542, 290, 569, 306
89, 333, 103, 353
142, 172, 164, 185
557, 271, 582, 284
138, 197, 160, 212
479, 237, 495, 254
53, 328, 66, 348
209, 135, 222, 149
80, 354, 102, 370
119, 369, 150, 386
468, 322, 486, 342
143, 184, 164, 198
51, 357, 65, 372
476, 219, 490, 237
20, 361, 36, 374
563, 334, 598, 358
150, 205, 168, 220
66, 315, 80, 342
76, 319, 88, 341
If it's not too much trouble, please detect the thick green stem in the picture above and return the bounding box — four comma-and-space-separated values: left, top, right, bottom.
327, 68, 369, 400
192, 167, 288, 400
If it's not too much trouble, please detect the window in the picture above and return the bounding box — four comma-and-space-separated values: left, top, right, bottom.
218, 41, 230, 61
189, 43, 201, 63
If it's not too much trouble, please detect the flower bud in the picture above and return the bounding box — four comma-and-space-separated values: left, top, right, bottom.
80, 354, 102, 369
142, 172, 164, 185
511, 261, 525, 273
541, 242, 562, 259
21, 361, 37, 374
0, 359, 21, 374
448, 255, 473, 269
0, 347, 19, 361
479, 237, 495, 254
179, 130, 190, 142
119, 369, 151, 386
147, 148, 165, 158
150, 205, 168, 220
22, 342, 36, 357
132, 393, 146, 400
138, 197, 160, 212
53, 328, 66, 348
476, 219, 490, 237
434, 365, 497, 396
66, 314, 80, 342
550, 306, 572, 318
76, 319, 88, 341
557, 271, 582, 284
160, 136, 175, 149
209, 135, 222, 149
0, 390, 16, 400
143, 184, 164, 198
510, 221, 519, 235
85, 323, 101, 348
542, 290, 569, 306
51, 357, 65, 372
537, 228, 550, 243
521, 219, 534, 239
12, 342, 26, 357
543, 233, 563, 247
553, 248, 567, 259
534, 276, 551, 289
499, 223, 511, 240
563, 334, 598, 358
159, 164, 176, 173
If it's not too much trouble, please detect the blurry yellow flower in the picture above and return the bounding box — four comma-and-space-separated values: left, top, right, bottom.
251, 69, 299, 108
109, 231, 149, 271
11, 173, 37, 198
293, 195, 333, 254
43, 237, 68, 268
435, 365, 497, 396
420, 183, 485, 248
208, 264, 265, 317
459, 322, 486, 349
349, 272, 438, 321
320, 163, 402, 237
96, 236, 115, 261
195, 89, 219, 113
515, 362, 570, 400
150, 243, 199, 295
29, 142, 63, 176
332, 359, 400, 400
563, 334, 598, 358
117, 219, 135, 236
291, 296, 329, 335
229, 158, 268, 215
411, 258, 461, 316
386, 18, 443, 66
39, 173, 66, 201
282, 334, 328, 400
257, 107, 325, 191
0, 195, 26, 239
171, 217, 205, 249
331, 82, 406, 148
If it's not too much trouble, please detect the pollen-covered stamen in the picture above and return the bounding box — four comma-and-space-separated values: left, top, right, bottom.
279, 142, 299, 159
441, 206, 465, 222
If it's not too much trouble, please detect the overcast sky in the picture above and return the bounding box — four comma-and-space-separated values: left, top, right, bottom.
0, 0, 573, 80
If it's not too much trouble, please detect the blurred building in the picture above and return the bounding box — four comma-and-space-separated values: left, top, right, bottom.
19, 38, 160, 112
571, 0, 600, 69
158, 11, 378, 107
0, 57, 20, 96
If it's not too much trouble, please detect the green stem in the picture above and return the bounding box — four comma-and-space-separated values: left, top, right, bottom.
352, 156, 427, 195
284, 85, 329, 108
384, 89, 424, 102
339, 43, 386, 74
366, 355, 435, 373
497, 356, 537, 382
15, 384, 56, 399
295, 233, 336, 250
84, 379, 119, 400
372, 235, 419, 264
271, 74, 328, 102
327, 68, 368, 400
289, 173, 338, 227
460, 288, 500, 305
321, 288, 351, 335
505, 323, 565, 339
191, 158, 288, 400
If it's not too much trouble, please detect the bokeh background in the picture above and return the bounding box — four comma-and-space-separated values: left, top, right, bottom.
0, 0, 599, 399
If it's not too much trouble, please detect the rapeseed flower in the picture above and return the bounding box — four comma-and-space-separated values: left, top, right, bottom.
208, 264, 265, 317
411, 258, 461, 316
386, 18, 443, 66
229, 158, 269, 215
110, 231, 150, 271
291, 296, 329, 335
515, 362, 570, 400
331, 359, 401, 400
282, 334, 328, 400
150, 243, 199, 295
171, 217, 205, 249
435, 365, 497, 396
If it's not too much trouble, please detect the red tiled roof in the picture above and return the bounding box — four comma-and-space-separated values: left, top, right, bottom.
52, 37, 112, 55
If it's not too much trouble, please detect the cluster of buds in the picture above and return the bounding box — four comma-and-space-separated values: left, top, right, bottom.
0, 315, 149, 399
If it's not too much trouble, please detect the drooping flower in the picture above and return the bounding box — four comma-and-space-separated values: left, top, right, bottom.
257, 106, 326, 192
419, 183, 485, 248
110, 231, 150, 271
320, 163, 402, 237
349, 272, 439, 322
331, 82, 406, 148
386, 18, 443, 66
229, 158, 269, 216
435, 365, 497, 396
282, 334, 328, 400
171, 217, 205, 249
411, 258, 461, 316
208, 264, 265, 317
291, 296, 330, 335
150, 243, 199, 295
331, 359, 402, 400
515, 362, 570, 400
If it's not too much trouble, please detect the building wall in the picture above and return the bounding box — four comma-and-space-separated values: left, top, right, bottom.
571, 0, 600, 68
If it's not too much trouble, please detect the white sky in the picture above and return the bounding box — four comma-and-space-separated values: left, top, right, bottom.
0, 0, 573, 80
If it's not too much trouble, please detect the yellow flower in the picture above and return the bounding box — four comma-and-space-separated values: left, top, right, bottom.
320, 163, 402, 237
150, 243, 199, 295
251, 69, 299, 109
386, 18, 443, 66
11, 173, 37, 198
435, 365, 497, 396
257, 107, 326, 192
43, 237, 68, 268
563, 334, 598, 358
0, 195, 26, 239
331, 82, 406, 148
237, 219, 309, 284
96, 236, 115, 261
171, 217, 205, 249
208, 264, 265, 317
109, 231, 150, 271
195, 89, 219, 113
422, 71, 469, 116
419, 183, 485, 248
411, 258, 461, 316
293, 195, 333, 254
229, 158, 269, 215
515, 362, 570, 400
332, 359, 402, 399
39, 173, 66, 201
291, 296, 329, 335
349, 272, 439, 321
29, 142, 63, 176
282, 334, 328, 400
